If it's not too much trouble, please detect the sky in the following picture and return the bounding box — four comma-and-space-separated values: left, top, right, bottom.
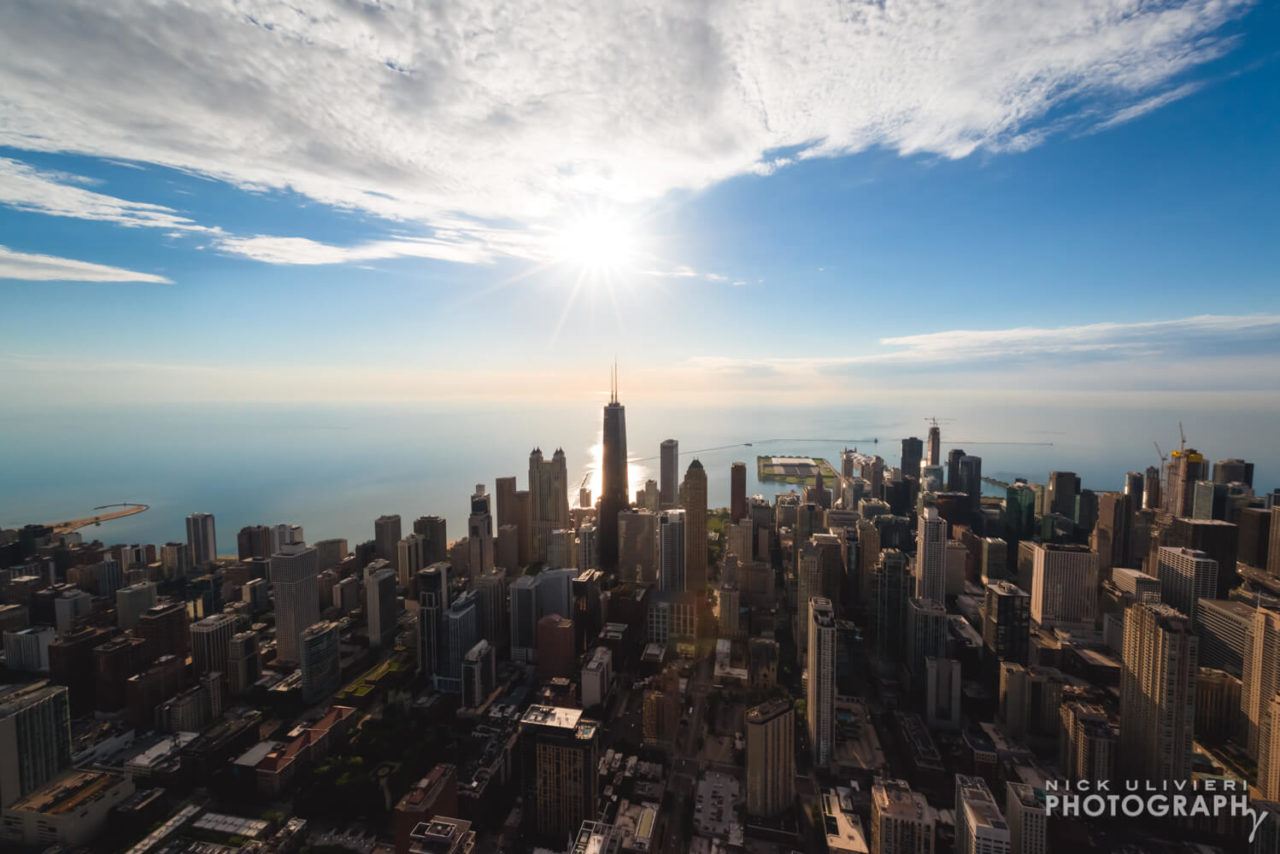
0, 0, 1278, 410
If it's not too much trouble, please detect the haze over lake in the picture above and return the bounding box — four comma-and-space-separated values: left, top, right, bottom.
4, 400, 1274, 554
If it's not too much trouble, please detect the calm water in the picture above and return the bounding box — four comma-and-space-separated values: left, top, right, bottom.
1, 401, 1275, 553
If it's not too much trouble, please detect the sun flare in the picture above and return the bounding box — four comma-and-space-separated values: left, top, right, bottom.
551, 214, 641, 273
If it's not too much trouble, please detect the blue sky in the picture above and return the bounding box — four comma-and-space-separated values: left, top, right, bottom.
0, 0, 1277, 408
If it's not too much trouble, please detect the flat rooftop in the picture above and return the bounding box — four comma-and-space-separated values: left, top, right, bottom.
522, 704, 584, 729
9, 769, 126, 816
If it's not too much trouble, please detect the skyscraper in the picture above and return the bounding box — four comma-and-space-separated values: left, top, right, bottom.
954, 775, 1010, 854
745, 699, 795, 818
901, 437, 924, 482
1005, 783, 1046, 854
1155, 546, 1217, 626
190, 613, 235, 679
439, 590, 480, 693
681, 460, 708, 592
412, 516, 449, 565
599, 369, 628, 572
916, 507, 946, 604
495, 475, 519, 529
1092, 491, 1132, 572
468, 484, 495, 575
956, 455, 982, 513
1143, 465, 1162, 511
1120, 601, 1197, 782
417, 563, 449, 677
1158, 517, 1239, 598
299, 621, 341, 704
658, 510, 686, 593
366, 561, 399, 648
874, 549, 909, 662
186, 512, 217, 567
1046, 471, 1080, 520
237, 524, 272, 560
1165, 448, 1208, 518
617, 509, 658, 583
946, 448, 967, 492
871, 779, 935, 854
1212, 457, 1254, 487
1244, 607, 1280, 781
981, 581, 1030, 665
397, 533, 426, 588
926, 424, 941, 467
529, 448, 570, 562
115, 581, 157, 630
271, 542, 320, 664
0, 682, 71, 809
375, 514, 402, 563
227, 631, 260, 696
1026, 543, 1098, 630
806, 597, 836, 767
659, 439, 678, 509
519, 705, 600, 846
730, 461, 747, 522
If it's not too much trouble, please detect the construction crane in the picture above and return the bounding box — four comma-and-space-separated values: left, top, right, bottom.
1154, 441, 1167, 468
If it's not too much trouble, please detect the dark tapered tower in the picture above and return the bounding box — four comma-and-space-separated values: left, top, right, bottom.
599, 364, 629, 571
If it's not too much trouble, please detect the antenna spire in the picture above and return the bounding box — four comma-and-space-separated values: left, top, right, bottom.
610, 358, 618, 403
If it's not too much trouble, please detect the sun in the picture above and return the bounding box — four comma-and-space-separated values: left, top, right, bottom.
551, 213, 642, 274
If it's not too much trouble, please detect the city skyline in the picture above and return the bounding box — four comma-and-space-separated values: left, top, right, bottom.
1, 2, 1278, 410
2, 3, 1280, 851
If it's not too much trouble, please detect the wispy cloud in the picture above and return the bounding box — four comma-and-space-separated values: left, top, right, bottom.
691, 313, 1280, 376
1093, 81, 1207, 131
0, 245, 170, 283
0, 157, 213, 232
641, 265, 735, 284
215, 235, 495, 266
866, 313, 1280, 366
0, 0, 1251, 250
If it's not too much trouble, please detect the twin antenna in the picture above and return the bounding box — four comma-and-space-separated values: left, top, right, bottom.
610, 359, 619, 404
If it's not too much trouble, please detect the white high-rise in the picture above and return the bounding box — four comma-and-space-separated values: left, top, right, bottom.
916, 507, 946, 604
1027, 543, 1098, 630
186, 512, 217, 567
1155, 546, 1217, 626
271, 542, 320, 664
955, 775, 1010, 854
1005, 782, 1046, 854
115, 581, 157, 630
1119, 601, 1197, 782
806, 597, 836, 767
1244, 607, 1280, 782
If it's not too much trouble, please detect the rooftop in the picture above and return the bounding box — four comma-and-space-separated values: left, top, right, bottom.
9, 769, 128, 816
822, 787, 870, 854
872, 780, 931, 821
521, 704, 583, 729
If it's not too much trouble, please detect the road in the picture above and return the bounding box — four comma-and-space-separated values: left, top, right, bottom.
44, 503, 149, 534
660, 652, 716, 854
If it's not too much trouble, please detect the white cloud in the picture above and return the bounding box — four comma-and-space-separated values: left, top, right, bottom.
0, 0, 1250, 240
0, 245, 171, 283
867, 313, 1280, 365
1092, 81, 1207, 131
691, 313, 1280, 374
215, 235, 494, 266
0, 157, 212, 232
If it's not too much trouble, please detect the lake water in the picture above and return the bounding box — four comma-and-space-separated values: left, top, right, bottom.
2, 400, 1275, 554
